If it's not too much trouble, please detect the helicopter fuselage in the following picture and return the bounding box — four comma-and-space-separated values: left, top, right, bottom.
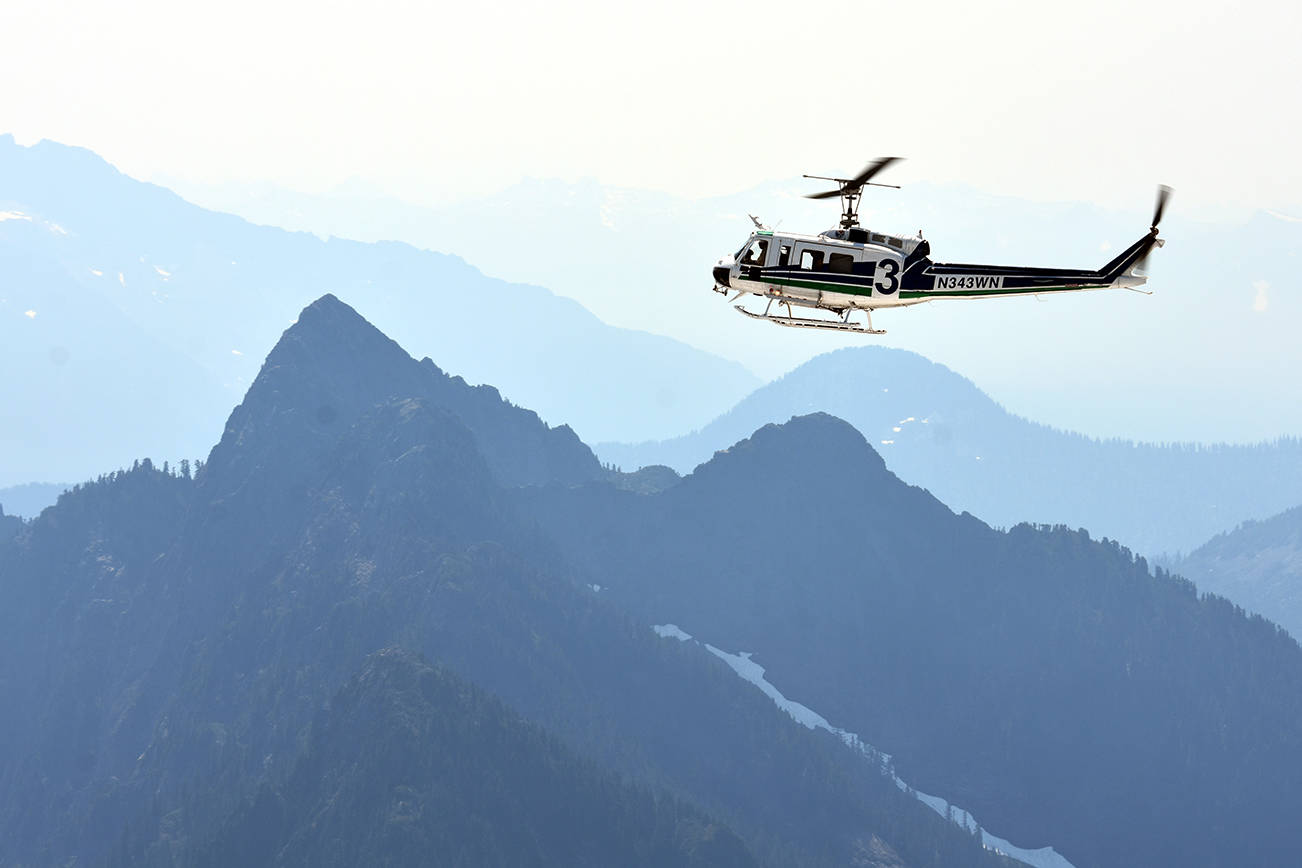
715, 160, 1166, 334
713, 223, 1158, 333
718, 227, 1155, 308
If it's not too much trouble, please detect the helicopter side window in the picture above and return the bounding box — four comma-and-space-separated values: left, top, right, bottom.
778, 244, 791, 267
828, 252, 854, 274
742, 239, 770, 266
798, 249, 824, 271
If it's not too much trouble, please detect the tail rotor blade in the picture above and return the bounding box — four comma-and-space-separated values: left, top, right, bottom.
1151, 185, 1172, 231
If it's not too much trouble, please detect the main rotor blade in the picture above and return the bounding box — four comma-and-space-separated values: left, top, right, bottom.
852, 156, 903, 188
805, 189, 844, 200
1151, 185, 1172, 231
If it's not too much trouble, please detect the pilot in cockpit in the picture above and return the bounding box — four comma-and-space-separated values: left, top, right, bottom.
742, 239, 769, 265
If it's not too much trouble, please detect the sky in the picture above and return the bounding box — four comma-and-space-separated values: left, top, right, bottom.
4, 0, 1302, 449
3, 0, 1300, 218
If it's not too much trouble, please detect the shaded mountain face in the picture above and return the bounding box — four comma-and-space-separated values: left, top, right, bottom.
0, 135, 758, 486
526, 413, 1302, 868
1178, 504, 1302, 639
596, 346, 1302, 556
193, 649, 760, 868
207, 293, 601, 492
0, 296, 1006, 868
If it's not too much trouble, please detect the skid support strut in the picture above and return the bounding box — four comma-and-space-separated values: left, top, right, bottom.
733, 302, 886, 335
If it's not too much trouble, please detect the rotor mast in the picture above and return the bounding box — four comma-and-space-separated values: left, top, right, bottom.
803, 157, 902, 229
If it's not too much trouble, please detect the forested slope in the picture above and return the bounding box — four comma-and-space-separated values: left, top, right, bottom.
531, 413, 1302, 867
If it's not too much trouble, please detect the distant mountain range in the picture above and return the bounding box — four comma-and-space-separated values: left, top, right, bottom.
0, 135, 757, 485
168, 170, 1302, 445
596, 346, 1302, 557
1177, 505, 1302, 640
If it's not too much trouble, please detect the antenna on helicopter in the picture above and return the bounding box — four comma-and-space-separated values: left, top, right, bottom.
804, 157, 903, 228
748, 213, 767, 230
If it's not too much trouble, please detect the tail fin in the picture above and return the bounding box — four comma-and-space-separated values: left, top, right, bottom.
1100, 232, 1159, 281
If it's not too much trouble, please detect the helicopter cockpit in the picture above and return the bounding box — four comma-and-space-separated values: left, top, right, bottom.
739, 236, 769, 266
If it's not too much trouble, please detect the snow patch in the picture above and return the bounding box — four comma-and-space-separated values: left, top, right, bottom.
880, 439, 894, 445
89, 268, 103, 277
24, 310, 36, 319
704, 645, 872, 755
154, 265, 172, 279
1265, 209, 1302, 223
0, 211, 31, 222
588, 583, 603, 593
653, 624, 1077, 868
903, 785, 1076, 868
230, 349, 243, 356
652, 623, 692, 642
118, 273, 126, 287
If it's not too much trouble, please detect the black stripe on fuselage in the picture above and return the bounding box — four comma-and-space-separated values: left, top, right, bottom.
900, 233, 1156, 291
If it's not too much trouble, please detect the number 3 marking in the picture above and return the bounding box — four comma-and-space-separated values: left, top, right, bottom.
875, 260, 899, 294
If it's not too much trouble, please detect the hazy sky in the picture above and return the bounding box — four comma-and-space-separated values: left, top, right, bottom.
4, 0, 1299, 217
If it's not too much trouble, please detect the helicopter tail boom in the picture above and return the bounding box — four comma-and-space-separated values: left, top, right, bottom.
908, 223, 1164, 297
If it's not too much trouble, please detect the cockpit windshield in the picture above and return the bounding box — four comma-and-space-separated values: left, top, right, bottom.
740, 237, 769, 266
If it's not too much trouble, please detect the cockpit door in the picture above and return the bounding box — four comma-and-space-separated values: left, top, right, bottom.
739, 236, 772, 279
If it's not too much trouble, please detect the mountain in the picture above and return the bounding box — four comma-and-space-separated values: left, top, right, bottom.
0, 482, 70, 518
188, 648, 759, 868
167, 173, 1302, 446
1177, 504, 1302, 639
206, 293, 601, 490
0, 295, 1007, 868
0, 212, 229, 488
0, 134, 758, 486
595, 346, 1302, 556
524, 412, 1302, 868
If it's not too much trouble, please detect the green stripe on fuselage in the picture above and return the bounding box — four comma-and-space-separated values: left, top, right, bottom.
761, 275, 875, 296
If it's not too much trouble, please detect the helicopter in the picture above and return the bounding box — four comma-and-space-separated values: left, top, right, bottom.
711, 157, 1169, 334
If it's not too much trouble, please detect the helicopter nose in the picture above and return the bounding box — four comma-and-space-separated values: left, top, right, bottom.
713, 265, 731, 288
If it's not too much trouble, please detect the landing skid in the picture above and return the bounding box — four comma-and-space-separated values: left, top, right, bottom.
733, 301, 885, 335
